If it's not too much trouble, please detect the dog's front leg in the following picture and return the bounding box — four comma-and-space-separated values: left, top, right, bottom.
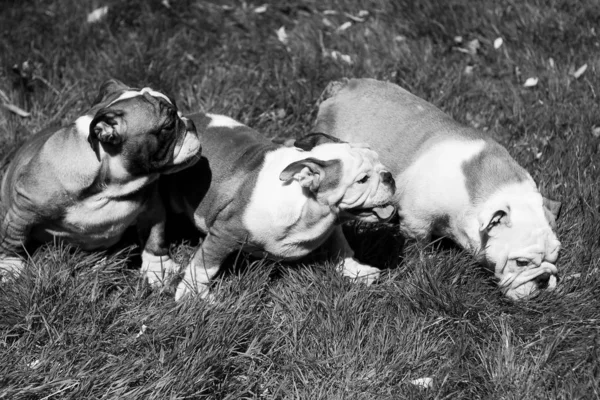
0, 202, 34, 279
329, 225, 382, 286
174, 232, 231, 301
138, 192, 177, 287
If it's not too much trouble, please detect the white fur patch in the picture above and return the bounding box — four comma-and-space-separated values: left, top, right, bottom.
206, 113, 244, 128
243, 147, 336, 259
75, 115, 93, 138
398, 139, 486, 243
106, 88, 172, 107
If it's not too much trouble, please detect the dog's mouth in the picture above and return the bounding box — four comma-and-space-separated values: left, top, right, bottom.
345, 204, 396, 222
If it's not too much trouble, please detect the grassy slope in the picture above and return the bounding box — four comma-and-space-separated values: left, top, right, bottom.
1, 0, 599, 398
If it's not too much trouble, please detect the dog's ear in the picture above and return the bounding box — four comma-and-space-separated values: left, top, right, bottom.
279, 157, 341, 192
479, 207, 511, 234
294, 132, 345, 151
542, 196, 562, 228
93, 79, 130, 105
87, 108, 125, 161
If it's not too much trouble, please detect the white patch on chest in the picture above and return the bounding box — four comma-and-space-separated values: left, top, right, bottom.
242, 148, 336, 259
397, 139, 486, 243
206, 113, 244, 128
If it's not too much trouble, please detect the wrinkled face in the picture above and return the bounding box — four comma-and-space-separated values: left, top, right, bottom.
479, 188, 561, 300
308, 142, 396, 222
87, 81, 201, 176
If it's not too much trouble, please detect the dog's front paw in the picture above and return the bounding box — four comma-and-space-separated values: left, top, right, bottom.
174, 280, 210, 302
0, 257, 26, 282
141, 251, 179, 288
339, 257, 381, 286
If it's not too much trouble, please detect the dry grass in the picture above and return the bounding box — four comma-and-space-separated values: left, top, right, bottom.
1, 0, 599, 398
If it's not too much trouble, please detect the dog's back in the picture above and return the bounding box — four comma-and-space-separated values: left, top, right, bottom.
163, 112, 278, 231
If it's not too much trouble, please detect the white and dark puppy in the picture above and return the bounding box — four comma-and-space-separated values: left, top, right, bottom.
315, 78, 562, 300
163, 113, 396, 300
0, 79, 201, 282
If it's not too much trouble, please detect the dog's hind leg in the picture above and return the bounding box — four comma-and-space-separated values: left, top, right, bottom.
174, 232, 232, 301
329, 225, 382, 285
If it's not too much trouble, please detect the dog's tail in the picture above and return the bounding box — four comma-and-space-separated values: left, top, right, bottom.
316, 78, 351, 107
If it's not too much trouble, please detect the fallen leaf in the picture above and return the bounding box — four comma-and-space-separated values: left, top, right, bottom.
276, 26, 288, 45
410, 377, 433, 389
494, 37, 503, 49
3, 103, 31, 117
358, 10, 369, 18
254, 4, 268, 13
572, 64, 587, 79
135, 324, 147, 339
322, 18, 335, 28
394, 35, 406, 42
464, 65, 474, 75
523, 77, 538, 87
323, 10, 338, 15
330, 50, 353, 65
161, 0, 170, 8
467, 39, 480, 55
592, 126, 600, 138
87, 6, 109, 23
337, 21, 352, 32
454, 36, 463, 44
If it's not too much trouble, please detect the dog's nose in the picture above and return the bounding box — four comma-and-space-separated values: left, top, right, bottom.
533, 272, 552, 290
380, 171, 395, 187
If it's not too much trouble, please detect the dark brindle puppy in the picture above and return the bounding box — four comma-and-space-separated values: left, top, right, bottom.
0, 79, 201, 283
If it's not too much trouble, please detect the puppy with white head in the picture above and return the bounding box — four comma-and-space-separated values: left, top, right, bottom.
315, 78, 561, 300
163, 113, 396, 300
0, 79, 201, 282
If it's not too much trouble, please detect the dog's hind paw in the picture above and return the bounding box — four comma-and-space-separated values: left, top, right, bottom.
141, 251, 179, 288
339, 257, 381, 286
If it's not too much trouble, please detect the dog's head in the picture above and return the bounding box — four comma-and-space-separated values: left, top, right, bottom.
85, 79, 201, 176
280, 133, 396, 222
478, 184, 562, 300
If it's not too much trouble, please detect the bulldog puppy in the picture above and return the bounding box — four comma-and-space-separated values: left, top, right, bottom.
164, 113, 396, 300
315, 78, 562, 300
0, 79, 201, 283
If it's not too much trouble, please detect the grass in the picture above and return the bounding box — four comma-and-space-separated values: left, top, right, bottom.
1, 0, 600, 398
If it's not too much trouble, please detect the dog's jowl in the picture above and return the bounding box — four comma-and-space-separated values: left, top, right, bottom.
0, 79, 201, 283
315, 78, 561, 300
162, 113, 396, 300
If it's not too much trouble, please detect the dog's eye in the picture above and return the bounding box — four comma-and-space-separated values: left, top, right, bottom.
516, 259, 530, 267
357, 175, 369, 184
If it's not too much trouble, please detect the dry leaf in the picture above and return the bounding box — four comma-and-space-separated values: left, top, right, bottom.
394, 35, 406, 42
358, 10, 369, 18
572, 64, 587, 79
337, 21, 352, 32
87, 6, 108, 23
254, 4, 268, 13
330, 50, 352, 65
454, 36, 463, 44
467, 39, 480, 55
523, 77, 538, 87
3, 103, 31, 117
276, 26, 288, 45
410, 377, 433, 389
322, 18, 335, 29
592, 126, 600, 138
494, 37, 503, 49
